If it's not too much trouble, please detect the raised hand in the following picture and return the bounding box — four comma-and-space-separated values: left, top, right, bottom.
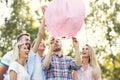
43, 37, 54, 68
49, 37, 55, 52
72, 37, 79, 49
72, 37, 81, 66
41, 5, 47, 14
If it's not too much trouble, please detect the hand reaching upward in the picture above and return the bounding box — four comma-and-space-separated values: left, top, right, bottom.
72, 37, 79, 49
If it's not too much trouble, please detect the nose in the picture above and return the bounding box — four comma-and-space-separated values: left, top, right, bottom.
43, 44, 46, 48
54, 42, 58, 46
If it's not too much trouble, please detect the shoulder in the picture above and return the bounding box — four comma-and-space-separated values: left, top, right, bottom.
28, 50, 36, 57
9, 61, 18, 67
9, 61, 19, 73
27, 50, 36, 61
2, 50, 13, 58
0, 50, 13, 67
10, 61, 17, 66
64, 56, 73, 61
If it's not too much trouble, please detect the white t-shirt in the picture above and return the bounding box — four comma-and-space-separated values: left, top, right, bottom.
8, 61, 30, 80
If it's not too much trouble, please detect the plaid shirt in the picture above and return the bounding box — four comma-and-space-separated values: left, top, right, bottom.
45, 53, 80, 80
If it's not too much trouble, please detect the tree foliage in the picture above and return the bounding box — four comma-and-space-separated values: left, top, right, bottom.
85, 0, 120, 80
0, 0, 48, 56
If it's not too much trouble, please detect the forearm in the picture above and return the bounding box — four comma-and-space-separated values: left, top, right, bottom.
32, 19, 45, 53
0, 64, 8, 80
43, 49, 52, 68
74, 47, 81, 66
0, 73, 4, 80
38, 19, 45, 37
72, 37, 81, 66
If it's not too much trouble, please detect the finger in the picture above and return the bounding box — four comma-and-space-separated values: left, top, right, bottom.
41, 5, 47, 14
51, 37, 55, 41
72, 37, 77, 42
50, 37, 55, 44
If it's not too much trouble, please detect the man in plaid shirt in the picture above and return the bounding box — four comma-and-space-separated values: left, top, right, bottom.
43, 37, 81, 80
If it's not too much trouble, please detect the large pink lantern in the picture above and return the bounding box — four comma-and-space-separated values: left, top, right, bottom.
45, 0, 85, 37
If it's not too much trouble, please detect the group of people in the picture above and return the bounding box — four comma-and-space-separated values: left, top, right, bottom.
0, 11, 102, 80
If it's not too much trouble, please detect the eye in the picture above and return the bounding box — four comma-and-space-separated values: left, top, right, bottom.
24, 46, 28, 50
25, 43, 27, 45
25, 39, 28, 41
56, 40, 60, 43
56, 40, 58, 43
86, 48, 88, 50
24, 47, 27, 49
82, 48, 88, 50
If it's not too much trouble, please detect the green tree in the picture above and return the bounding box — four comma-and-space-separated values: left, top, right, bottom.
0, 0, 49, 57
85, 0, 120, 80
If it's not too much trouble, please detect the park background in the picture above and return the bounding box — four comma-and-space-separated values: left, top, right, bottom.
0, 0, 120, 80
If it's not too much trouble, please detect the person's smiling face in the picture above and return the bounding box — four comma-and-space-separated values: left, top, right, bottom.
82, 45, 90, 58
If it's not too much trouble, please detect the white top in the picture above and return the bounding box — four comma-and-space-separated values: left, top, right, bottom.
32, 53, 44, 80
8, 61, 30, 80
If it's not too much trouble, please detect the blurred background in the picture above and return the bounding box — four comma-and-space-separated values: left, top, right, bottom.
0, 0, 120, 80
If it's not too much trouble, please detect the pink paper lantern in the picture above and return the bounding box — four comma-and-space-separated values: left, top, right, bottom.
45, 0, 85, 37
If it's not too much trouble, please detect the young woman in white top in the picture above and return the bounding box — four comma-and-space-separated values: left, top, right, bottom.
73, 44, 102, 80
8, 42, 30, 80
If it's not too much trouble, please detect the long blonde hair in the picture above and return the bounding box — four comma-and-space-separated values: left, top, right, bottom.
86, 44, 101, 79
11, 42, 24, 62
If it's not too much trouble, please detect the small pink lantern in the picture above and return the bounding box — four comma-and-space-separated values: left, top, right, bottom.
45, 0, 85, 37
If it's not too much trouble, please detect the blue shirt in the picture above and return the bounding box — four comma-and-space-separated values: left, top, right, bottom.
27, 51, 46, 80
